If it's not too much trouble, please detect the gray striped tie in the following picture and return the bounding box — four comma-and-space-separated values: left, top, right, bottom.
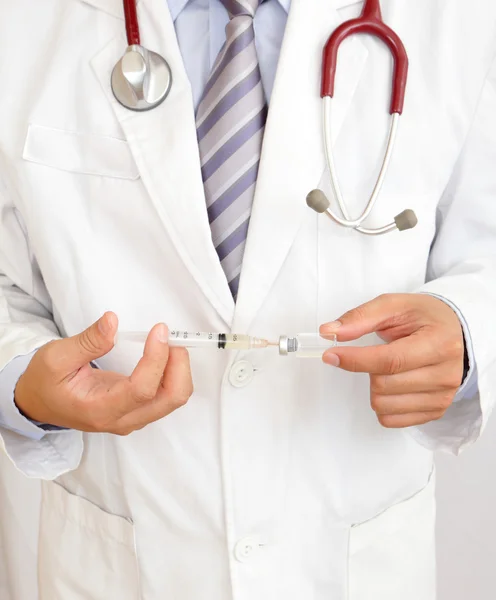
196, 0, 267, 299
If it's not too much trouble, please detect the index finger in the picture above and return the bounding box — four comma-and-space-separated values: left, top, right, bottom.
129, 323, 170, 402
323, 334, 442, 375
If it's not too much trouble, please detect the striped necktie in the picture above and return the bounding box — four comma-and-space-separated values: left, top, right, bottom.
196, 0, 267, 299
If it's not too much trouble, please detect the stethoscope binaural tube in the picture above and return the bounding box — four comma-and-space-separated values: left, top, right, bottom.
309, 0, 418, 235
111, 0, 173, 111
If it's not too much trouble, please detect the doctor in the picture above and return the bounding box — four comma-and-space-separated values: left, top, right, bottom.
1, 0, 496, 598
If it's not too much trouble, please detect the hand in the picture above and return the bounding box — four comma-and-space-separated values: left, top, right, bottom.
15, 313, 193, 436
320, 294, 465, 428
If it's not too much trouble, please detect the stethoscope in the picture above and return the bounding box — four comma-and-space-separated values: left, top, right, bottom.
111, 0, 173, 111
111, 0, 418, 236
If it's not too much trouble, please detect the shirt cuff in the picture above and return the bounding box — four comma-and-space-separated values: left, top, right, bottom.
0, 352, 68, 440
423, 293, 478, 403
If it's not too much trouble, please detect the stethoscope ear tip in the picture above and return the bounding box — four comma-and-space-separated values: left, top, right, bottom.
395, 209, 418, 231
307, 189, 331, 214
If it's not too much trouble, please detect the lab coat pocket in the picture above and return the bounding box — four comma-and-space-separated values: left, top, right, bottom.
38, 481, 141, 600
348, 470, 436, 600
23, 124, 140, 180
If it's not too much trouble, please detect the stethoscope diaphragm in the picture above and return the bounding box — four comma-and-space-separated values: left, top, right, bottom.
111, 44, 172, 112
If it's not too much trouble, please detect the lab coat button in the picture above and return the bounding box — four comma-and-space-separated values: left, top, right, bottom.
233, 536, 263, 563
228, 361, 254, 388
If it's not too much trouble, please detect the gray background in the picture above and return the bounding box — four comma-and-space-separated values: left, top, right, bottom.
436, 417, 496, 599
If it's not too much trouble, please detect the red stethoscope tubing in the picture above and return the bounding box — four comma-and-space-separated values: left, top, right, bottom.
122, 0, 408, 114
123, 0, 140, 46
321, 0, 408, 115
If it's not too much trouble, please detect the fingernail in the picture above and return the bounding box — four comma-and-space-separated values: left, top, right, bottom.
324, 353, 340, 367
321, 321, 342, 337
157, 324, 169, 343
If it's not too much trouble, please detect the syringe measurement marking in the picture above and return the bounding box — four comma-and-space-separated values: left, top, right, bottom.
170, 331, 228, 349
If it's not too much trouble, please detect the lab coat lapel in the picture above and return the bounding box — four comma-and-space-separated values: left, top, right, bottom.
79, 0, 130, 19
233, 0, 368, 332
90, 0, 235, 327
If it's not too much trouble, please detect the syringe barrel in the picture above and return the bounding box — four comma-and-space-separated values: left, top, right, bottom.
168, 330, 260, 350
279, 333, 338, 358
116, 331, 268, 350
168, 330, 222, 348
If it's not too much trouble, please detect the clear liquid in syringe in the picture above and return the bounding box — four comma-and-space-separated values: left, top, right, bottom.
118, 330, 270, 350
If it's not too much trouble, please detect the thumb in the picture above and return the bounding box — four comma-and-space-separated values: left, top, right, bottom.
320, 294, 411, 342
56, 312, 118, 373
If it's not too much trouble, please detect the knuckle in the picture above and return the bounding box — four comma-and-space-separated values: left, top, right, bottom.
370, 375, 388, 395
438, 392, 455, 410
441, 337, 464, 360
92, 420, 108, 433
185, 379, 194, 399
370, 393, 384, 413
78, 329, 101, 355
114, 426, 135, 437
133, 385, 157, 404
377, 414, 396, 429
377, 293, 403, 314
173, 395, 189, 409
41, 341, 61, 371
79, 401, 117, 433
85, 411, 109, 433
430, 410, 446, 422
347, 304, 368, 324
438, 360, 464, 390
173, 388, 192, 408
107, 421, 136, 436
343, 356, 360, 373
441, 372, 461, 390
377, 293, 393, 305
384, 353, 405, 375
167, 378, 194, 409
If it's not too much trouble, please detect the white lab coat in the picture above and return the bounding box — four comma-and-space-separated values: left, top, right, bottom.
1, 0, 496, 598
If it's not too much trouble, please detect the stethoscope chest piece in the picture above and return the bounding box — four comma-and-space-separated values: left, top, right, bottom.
111, 45, 172, 111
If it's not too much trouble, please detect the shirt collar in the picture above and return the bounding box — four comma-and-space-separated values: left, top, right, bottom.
168, 0, 291, 22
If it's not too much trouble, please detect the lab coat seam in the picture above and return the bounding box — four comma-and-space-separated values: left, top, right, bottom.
23, 157, 140, 181
48, 478, 135, 523
345, 526, 351, 600
0, 156, 33, 271
10, 207, 37, 298
217, 375, 239, 600
78, 0, 129, 20
0, 163, 39, 312
43, 508, 135, 549
349, 465, 435, 534
23, 124, 140, 181
0, 147, 19, 211
25, 123, 129, 144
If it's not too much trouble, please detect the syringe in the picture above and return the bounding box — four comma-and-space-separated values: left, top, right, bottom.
117, 330, 338, 357
117, 330, 271, 350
